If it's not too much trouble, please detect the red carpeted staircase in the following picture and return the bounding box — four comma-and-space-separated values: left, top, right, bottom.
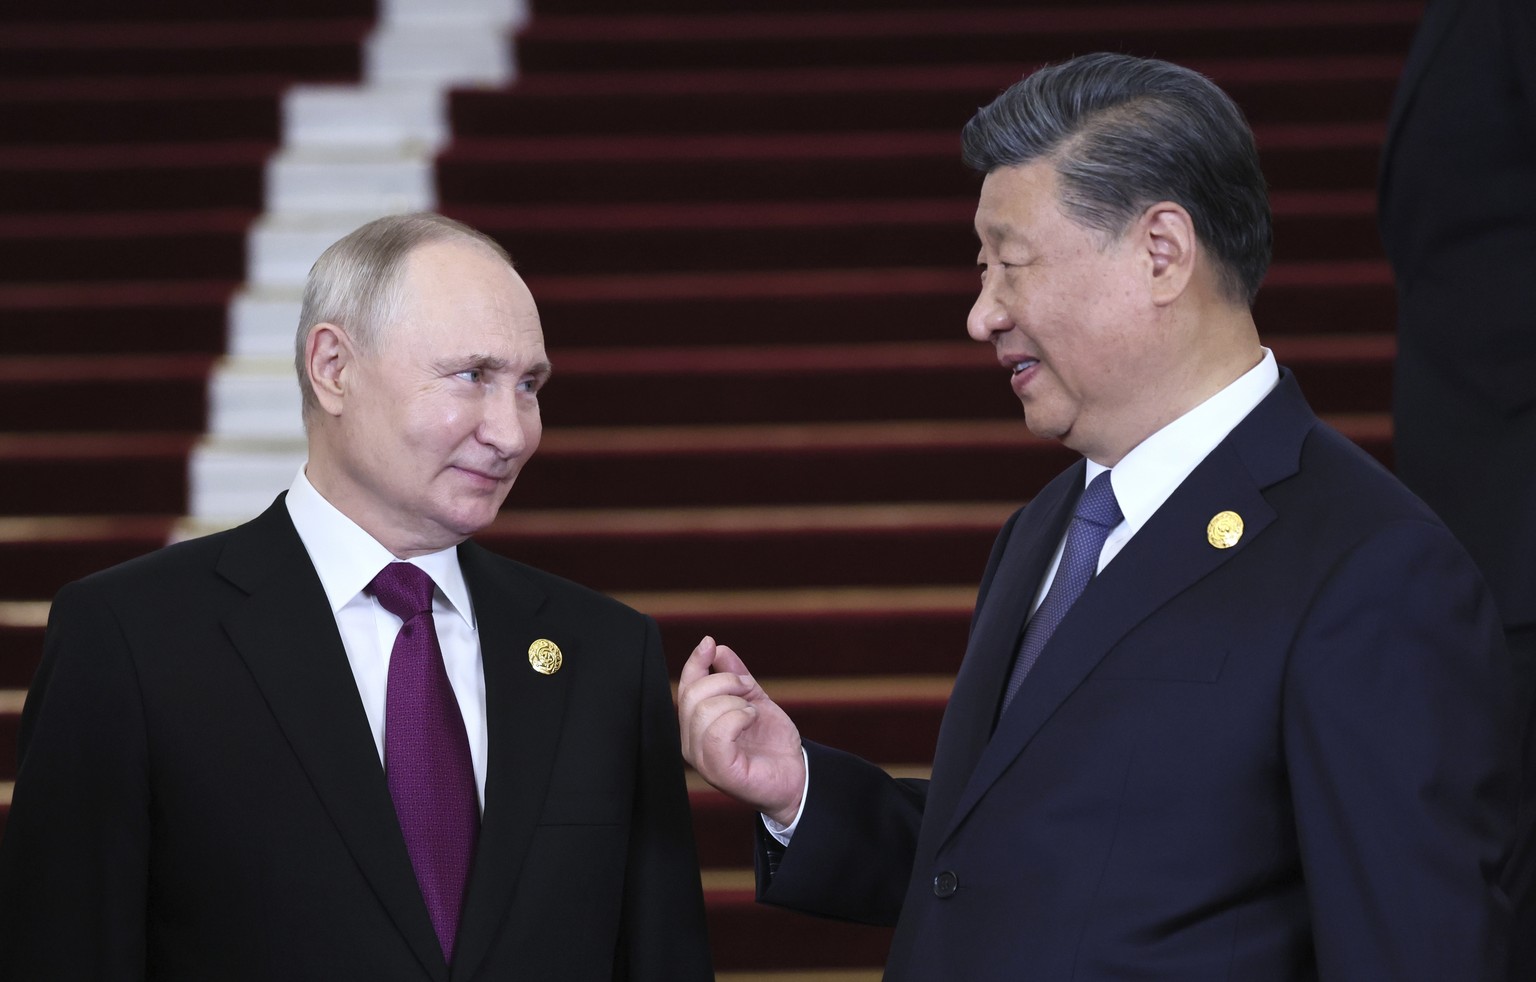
0, 0, 372, 871
2, 0, 1413, 977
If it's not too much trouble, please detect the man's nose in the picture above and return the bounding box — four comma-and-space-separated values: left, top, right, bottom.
479, 388, 532, 457
967, 279, 1013, 342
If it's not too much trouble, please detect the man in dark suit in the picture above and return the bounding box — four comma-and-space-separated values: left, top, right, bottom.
1378, 1, 1536, 973
0, 214, 713, 981
679, 53, 1517, 979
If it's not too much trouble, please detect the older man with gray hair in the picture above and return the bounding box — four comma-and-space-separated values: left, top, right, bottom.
0, 213, 713, 982
679, 52, 1517, 981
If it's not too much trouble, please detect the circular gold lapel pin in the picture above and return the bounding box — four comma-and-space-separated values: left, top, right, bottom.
1206, 511, 1244, 549
528, 639, 563, 675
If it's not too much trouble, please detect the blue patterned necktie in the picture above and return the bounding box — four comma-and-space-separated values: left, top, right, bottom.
1000, 471, 1123, 714
369, 562, 479, 963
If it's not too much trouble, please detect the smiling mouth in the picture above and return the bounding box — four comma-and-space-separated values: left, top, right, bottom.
1012, 358, 1039, 375
456, 465, 511, 483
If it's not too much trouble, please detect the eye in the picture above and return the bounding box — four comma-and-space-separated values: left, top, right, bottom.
516, 375, 544, 394
455, 368, 483, 383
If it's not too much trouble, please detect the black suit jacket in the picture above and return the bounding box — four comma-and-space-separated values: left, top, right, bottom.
758, 372, 1516, 980
1378, 0, 1536, 630
1379, 4, 1536, 972
0, 497, 712, 981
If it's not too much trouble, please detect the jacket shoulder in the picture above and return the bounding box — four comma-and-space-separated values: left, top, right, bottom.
461, 541, 648, 625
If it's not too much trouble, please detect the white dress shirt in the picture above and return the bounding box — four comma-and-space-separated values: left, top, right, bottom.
1028, 346, 1281, 611
285, 468, 489, 810
766, 348, 1281, 843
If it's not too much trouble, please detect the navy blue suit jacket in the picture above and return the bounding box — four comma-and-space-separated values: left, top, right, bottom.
760, 372, 1517, 980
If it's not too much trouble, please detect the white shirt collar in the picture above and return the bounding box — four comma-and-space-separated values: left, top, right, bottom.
1091, 348, 1280, 534
284, 467, 476, 629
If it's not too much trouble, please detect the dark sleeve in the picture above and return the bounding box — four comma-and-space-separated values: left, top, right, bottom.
615, 616, 714, 981
1284, 519, 1516, 981
0, 581, 152, 981
750, 507, 1021, 925
755, 741, 928, 926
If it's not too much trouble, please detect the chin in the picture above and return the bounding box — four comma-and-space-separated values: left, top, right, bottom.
1020, 413, 1069, 443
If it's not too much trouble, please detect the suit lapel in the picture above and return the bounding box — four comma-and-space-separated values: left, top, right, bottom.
920, 464, 1082, 842
216, 498, 447, 981
937, 374, 1315, 849
450, 543, 571, 982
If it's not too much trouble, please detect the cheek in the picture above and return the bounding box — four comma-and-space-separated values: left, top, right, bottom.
414, 399, 480, 447
521, 406, 544, 457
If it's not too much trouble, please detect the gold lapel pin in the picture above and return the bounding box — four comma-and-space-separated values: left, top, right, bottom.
1206, 511, 1244, 549
528, 639, 563, 675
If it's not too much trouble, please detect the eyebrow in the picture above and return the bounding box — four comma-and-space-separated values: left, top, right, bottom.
977, 222, 1022, 245
435, 356, 554, 378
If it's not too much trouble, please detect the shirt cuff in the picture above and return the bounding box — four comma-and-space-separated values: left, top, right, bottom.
760, 745, 811, 846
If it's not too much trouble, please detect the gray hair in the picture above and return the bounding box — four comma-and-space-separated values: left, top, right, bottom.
961, 52, 1272, 306
294, 212, 513, 417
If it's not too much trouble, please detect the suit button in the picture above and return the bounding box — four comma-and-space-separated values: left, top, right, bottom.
933, 871, 958, 898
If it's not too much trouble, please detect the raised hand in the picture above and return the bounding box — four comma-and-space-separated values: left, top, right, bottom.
677, 636, 807, 827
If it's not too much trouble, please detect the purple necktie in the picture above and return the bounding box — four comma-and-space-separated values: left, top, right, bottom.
369, 562, 479, 963
1000, 471, 1123, 715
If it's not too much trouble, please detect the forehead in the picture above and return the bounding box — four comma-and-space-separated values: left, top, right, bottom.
391, 239, 545, 357
974, 161, 1067, 244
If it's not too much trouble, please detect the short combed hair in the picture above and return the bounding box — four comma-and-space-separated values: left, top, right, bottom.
294, 212, 513, 416
961, 52, 1272, 306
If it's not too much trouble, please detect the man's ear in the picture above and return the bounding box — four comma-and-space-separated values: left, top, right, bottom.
305, 322, 354, 417
1140, 201, 1197, 306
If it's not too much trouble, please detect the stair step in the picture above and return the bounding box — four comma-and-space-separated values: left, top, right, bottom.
706, 886, 893, 971
0, 191, 1378, 288
0, 602, 49, 688
0, 689, 22, 783
0, 355, 213, 431
0, 0, 376, 24
437, 123, 1385, 207
0, 141, 269, 213
0, 76, 293, 146
519, 262, 1394, 347
638, 586, 976, 678
454, 57, 1400, 139
0, 433, 192, 516
0, 20, 369, 80
0, 209, 252, 285
0, 280, 233, 355
487, 505, 1007, 595
440, 189, 1382, 278
750, 676, 950, 764
517, 3, 1419, 70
